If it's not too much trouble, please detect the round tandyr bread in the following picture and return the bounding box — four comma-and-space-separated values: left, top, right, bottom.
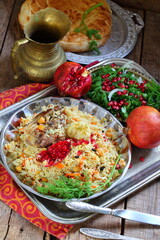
18, 0, 112, 52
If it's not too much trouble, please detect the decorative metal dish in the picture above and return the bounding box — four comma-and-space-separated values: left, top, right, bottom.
0, 97, 131, 202
66, 0, 144, 64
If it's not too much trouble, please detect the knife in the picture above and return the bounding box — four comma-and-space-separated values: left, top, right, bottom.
80, 228, 143, 240
66, 201, 160, 226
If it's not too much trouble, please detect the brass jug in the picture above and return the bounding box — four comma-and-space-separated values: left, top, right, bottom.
11, 8, 71, 83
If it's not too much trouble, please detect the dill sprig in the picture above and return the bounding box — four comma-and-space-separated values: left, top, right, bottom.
36, 155, 121, 200
37, 176, 95, 199
74, 3, 103, 54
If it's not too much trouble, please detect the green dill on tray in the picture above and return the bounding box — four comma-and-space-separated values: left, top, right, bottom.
87, 63, 160, 122
36, 155, 121, 199
74, 3, 103, 54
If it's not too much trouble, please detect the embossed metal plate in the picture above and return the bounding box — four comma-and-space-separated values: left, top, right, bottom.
0, 97, 131, 201
66, 0, 144, 64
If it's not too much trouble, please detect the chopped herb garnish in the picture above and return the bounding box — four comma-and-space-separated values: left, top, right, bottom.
74, 3, 103, 54
36, 155, 121, 199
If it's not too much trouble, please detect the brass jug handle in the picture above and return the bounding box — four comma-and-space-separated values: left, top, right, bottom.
11, 38, 29, 79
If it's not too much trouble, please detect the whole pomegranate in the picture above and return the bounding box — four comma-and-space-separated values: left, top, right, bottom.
53, 62, 92, 98
126, 106, 160, 149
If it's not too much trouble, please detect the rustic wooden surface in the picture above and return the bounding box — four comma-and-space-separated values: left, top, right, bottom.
114, 0, 160, 13
0, 0, 160, 240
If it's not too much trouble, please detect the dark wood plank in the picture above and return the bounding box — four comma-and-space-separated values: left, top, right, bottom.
123, 10, 160, 240
0, 201, 12, 239
113, 0, 160, 13
141, 11, 160, 83
124, 180, 160, 240
0, 0, 15, 48
0, 0, 27, 91
5, 210, 45, 240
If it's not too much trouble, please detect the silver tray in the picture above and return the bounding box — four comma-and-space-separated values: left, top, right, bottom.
0, 97, 131, 201
66, 0, 144, 64
0, 58, 160, 225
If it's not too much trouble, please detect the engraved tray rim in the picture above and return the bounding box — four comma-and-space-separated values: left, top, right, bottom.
0, 58, 159, 225
66, 0, 144, 64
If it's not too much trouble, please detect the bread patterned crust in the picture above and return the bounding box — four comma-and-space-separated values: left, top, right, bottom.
18, 0, 112, 52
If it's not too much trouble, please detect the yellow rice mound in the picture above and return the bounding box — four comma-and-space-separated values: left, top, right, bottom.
4, 104, 126, 197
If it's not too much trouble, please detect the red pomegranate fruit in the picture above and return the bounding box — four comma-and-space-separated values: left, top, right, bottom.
126, 106, 160, 149
53, 62, 92, 98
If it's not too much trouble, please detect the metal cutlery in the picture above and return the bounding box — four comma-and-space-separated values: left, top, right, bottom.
80, 228, 143, 240
66, 201, 160, 226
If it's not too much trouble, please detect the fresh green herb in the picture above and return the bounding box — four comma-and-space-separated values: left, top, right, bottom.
74, 3, 103, 54
87, 64, 160, 122
99, 154, 121, 189
36, 155, 121, 199
37, 176, 95, 199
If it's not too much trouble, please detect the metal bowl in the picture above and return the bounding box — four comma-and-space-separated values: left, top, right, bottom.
0, 97, 131, 202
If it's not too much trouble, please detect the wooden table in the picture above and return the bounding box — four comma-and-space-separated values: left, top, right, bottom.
0, 1, 160, 240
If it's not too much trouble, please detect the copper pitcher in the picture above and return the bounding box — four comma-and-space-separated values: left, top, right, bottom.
11, 7, 71, 83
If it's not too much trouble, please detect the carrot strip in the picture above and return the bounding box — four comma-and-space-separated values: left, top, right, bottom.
37, 124, 45, 131
54, 163, 65, 169
65, 173, 81, 178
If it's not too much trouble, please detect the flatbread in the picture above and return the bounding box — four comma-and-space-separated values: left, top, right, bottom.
18, 0, 112, 52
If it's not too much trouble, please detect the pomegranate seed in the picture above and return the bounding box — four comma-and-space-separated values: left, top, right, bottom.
102, 75, 106, 78
77, 150, 83, 156
102, 81, 107, 86
108, 101, 114, 106
139, 95, 143, 100
117, 91, 122, 95
105, 78, 110, 82
119, 100, 124, 105
140, 156, 145, 162
112, 77, 118, 82
129, 92, 134, 96
112, 79, 118, 83
105, 74, 110, 78
111, 63, 116, 67
118, 71, 122, 75
129, 80, 135, 85
113, 101, 118, 105
123, 90, 128, 94
118, 83, 125, 88
124, 102, 129, 105
94, 144, 98, 149
141, 100, 147, 105
116, 164, 121, 169
102, 86, 105, 90
111, 85, 115, 90
112, 105, 120, 110
37, 140, 71, 167
129, 164, 133, 169
105, 86, 111, 91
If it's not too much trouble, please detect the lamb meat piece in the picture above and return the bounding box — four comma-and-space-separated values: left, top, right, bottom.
35, 130, 65, 148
